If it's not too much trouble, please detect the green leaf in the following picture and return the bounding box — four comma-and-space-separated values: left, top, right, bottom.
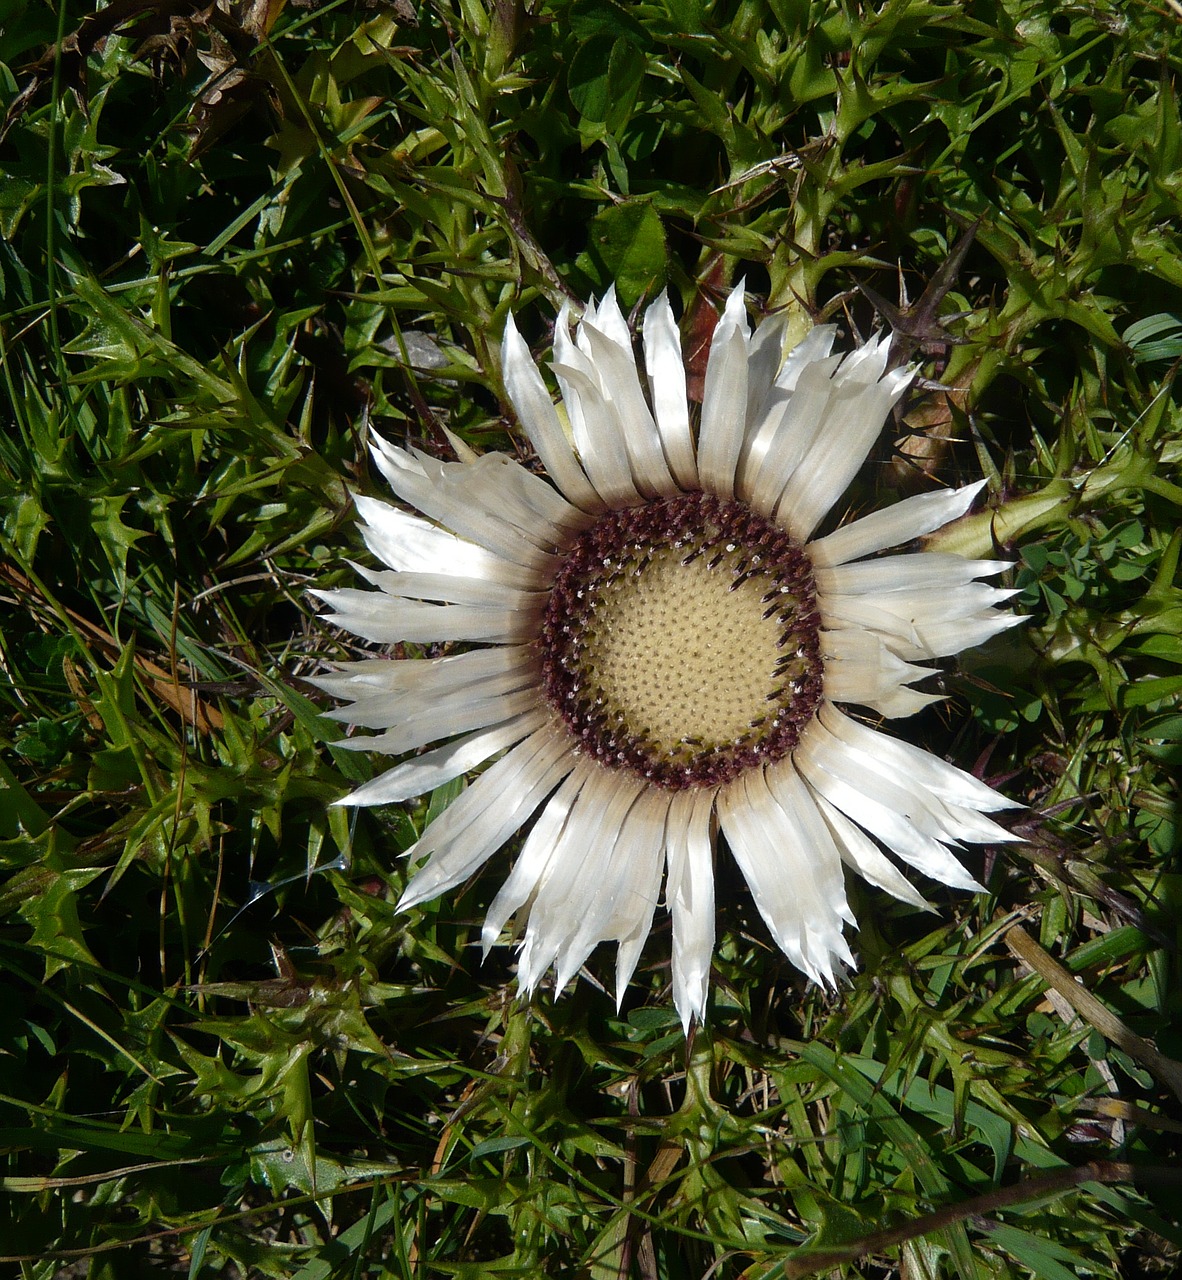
986, 1222, 1089, 1280
16, 862, 104, 978
1123, 312, 1182, 364
577, 199, 667, 307
568, 36, 646, 132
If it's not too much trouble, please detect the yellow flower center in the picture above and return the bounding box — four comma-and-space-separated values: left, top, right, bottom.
539, 494, 822, 788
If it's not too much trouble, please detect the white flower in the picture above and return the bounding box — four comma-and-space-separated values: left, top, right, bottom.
312, 284, 1022, 1031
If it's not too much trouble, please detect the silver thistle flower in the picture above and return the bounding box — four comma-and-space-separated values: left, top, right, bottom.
312, 284, 1021, 1030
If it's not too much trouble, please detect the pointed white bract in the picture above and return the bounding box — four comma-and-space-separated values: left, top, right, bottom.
314, 283, 1021, 1031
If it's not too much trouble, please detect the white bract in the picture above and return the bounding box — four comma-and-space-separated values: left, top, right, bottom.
312, 284, 1022, 1031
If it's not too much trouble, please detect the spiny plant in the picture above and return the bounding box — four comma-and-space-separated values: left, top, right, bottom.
1, 1, 1179, 1277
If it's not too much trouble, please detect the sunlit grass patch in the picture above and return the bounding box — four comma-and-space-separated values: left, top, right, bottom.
1, 0, 1180, 1276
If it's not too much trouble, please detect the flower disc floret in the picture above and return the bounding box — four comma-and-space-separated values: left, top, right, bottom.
540, 493, 822, 788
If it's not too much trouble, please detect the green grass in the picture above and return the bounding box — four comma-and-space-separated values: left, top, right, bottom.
1, 0, 1180, 1275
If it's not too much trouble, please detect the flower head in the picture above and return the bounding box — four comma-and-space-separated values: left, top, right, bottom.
312, 284, 1021, 1030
